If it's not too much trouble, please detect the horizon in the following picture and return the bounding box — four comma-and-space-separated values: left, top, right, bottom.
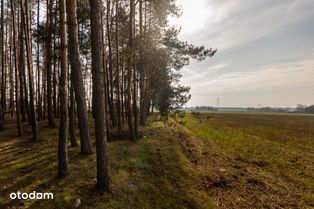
186, 105, 307, 108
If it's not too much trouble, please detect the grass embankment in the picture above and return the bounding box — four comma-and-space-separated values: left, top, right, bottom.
0, 113, 313, 209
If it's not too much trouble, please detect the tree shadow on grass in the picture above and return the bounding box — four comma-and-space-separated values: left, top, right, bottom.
1, 120, 215, 209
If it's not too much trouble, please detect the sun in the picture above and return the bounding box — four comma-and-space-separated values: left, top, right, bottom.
169, 0, 210, 34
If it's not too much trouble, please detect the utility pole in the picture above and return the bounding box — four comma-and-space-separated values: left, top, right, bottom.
216, 97, 220, 111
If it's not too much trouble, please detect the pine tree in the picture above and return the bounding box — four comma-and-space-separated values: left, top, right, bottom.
90, 0, 110, 191
66, 0, 93, 155
58, 0, 69, 177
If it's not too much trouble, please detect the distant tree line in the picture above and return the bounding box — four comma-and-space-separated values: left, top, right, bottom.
304, 105, 314, 114
188, 105, 314, 114
189, 106, 217, 111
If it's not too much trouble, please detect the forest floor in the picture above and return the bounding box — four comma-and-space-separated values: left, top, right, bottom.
0, 112, 313, 209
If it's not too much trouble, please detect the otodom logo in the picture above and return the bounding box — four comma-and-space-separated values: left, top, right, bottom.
9, 191, 54, 200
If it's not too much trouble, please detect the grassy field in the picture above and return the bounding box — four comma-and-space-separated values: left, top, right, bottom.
0, 112, 313, 208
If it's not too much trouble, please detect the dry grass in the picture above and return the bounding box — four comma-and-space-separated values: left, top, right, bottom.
172, 112, 314, 208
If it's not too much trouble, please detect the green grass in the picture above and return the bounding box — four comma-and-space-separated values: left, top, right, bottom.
0, 117, 214, 209
175, 112, 314, 208
0, 112, 313, 208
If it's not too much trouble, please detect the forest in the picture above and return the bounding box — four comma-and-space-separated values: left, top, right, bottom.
0, 0, 216, 190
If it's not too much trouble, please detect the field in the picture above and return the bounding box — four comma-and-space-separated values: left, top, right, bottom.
0, 112, 313, 209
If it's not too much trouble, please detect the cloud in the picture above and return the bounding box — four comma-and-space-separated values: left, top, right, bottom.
182, 63, 231, 82
173, 0, 314, 106
181, 0, 314, 50
186, 58, 314, 106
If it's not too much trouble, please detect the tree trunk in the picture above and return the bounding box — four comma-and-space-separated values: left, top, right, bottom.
46, 0, 55, 128
132, 0, 138, 137
69, 80, 78, 147
37, 0, 42, 121
43, 65, 46, 120
53, 26, 57, 118
22, 0, 37, 141
139, 0, 146, 126
106, 0, 116, 127
22, 54, 30, 124
66, 0, 93, 155
18, 11, 26, 123
58, 0, 69, 177
9, 34, 14, 117
127, 0, 136, 141
0, 0, 4, 131
121, 58, 125, 123
101, 11, 110, 139
115, 0, 122, 132
10, 0, 22, 136
90, 0, 110, 191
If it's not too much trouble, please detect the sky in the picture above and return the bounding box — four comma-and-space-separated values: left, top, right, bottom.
169, 0, 314, 107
